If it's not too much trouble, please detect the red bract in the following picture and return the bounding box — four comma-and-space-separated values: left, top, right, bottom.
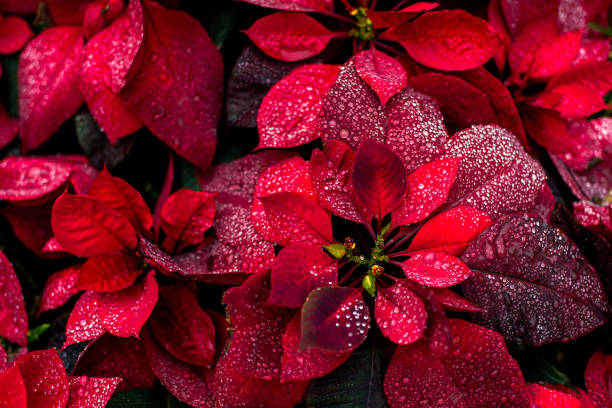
584, 352, 612, 408
0, 250, 27, 346
18, 0, 223, 170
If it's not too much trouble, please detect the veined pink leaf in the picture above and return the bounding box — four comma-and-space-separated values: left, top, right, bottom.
0, 251, 27, 346
375, 281, 427, 345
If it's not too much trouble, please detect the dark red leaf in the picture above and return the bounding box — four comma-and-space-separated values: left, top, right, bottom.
120, 0, 223, 170
384, 319, 529, 408
97, 271, 158, 337
149, 285, 216, 367
584, 352, 612, 408
0, 0, 39, 14
300, 286, 369, 352
0, 15, 32, 54
67, 376, 122, 408
1, 204, 58, 258
268, 244, 337, 308
82, 0, 125, 40
352, 140, 406, 220
79, 0, 143, 142
461, 214, 608, 345
235, 0, 334, 12
52, 193, 138, 257
0, 365, 26, 408
73, 334, 156, 392
39, 264, 81, 315
14, 350, 69, 408
0, 103, 18, 150
432, 288, 484, 312
367, 3, 439, 29
260, 192, 334, 247
257, 64, 339, 148
375, 281, 427, 345
76, 253, 142, 292
161, 189, 215, 252
399, 252, 472, 287
0, 251, 27, 346
19, 27, 84, 151
87, 168, 153, 235
354, 49, 407, 106
244, 12, 339, 62
64, 291, 106, 348
382, 10, 502, 71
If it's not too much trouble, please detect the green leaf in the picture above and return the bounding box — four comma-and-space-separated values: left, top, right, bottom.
306, 346, 389, 408
520, 357, 571, 387
27, 323, 50, 343
107, 388, 191, 408
361, 275, 376, 297
324, 243, 346, 259
205, 8, 238, 48
1, 55, 19, 117
177, 157, 201, 191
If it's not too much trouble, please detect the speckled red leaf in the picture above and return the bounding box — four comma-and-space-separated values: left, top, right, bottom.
149, 285, 215, 367
280, 311, 351, 381
0, 365, 26, 408
78, 0, 143, 142
245, 12, 339, 62
73, 334, 156, 392
585, 352, 612, 408
19, 27, 84, 152
136, 236, 182, 277
408, 73, 498, 133
299, 286, 369, 353
461, 214, 608, 345
257, 64, 339, 148
352, 140, 406, 221
399, 252, 472, 288
160, 189, 215, 252
143, 329, 213, 408
52, 193, 138, 257
309, 140, 361, 223
260, 192, 333, 247
235, 0, 333, 12
251, 156, 315, 240
382, 10, 502, 71
0, 15, 32, 54
408, 206, 493, 256
212, 354, 308, 408
14, 350, 70, 408
384, 319, 529, 408
64, 291, 106, 348
354, 49, 407, 106
67, 376, 122, 408
268, 244, 337, 308
393, 157, 460, 226
97, 271, 158, 337
88, 168, 152, 234
529, 384, 582, 408
39, 264, 81, 315
375, 281, 427, 345
197, 150, 292, 203
367, 2, 439, 28
120, 0, 223, 170
574, 39, 611, 65
77, 253, 142, 292
0, 251, 27, 346
432, 288, 484, 312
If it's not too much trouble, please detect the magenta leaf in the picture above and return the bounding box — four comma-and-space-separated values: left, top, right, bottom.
375, 281, 427, 345
352, 140, 407, 221
14, 350, 70, 408
0, 15, 32, 54
584, 352, 612, 408
0, 365, 26, 408
257, 64, 339, 148
39, 264, 81, 315
64, 292, 106, 348
354, 49, 407, 106
0, 251, 27, 346
67, 376, 122, 408
400, 251, 472, 288
384, 319, 529, 408
461, 214, 608, 345
299, 286, 370, 353
268, 244, 338, 308
19, 27, 84, 151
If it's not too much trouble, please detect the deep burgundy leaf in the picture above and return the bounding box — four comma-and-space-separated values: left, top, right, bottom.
120, 0, 223, 170
39, 264, 81, 315
14, 350, 70, 408
97, 271, 158, 337
0, 0, 39, 14
367, 3, 439, 28
0, 365, 26, 408
19, 27, 84, 151
299, 286, 369, 352
149, 285, 216, 367
160, 189, 215, 252
375, 281, 427, 345
52, 193, 138, 257
382, 10, 502, 71
268, 244, 337, 308
235, 0, 334, 12
1, 204, 60, 258
260, 192, 334, 247
280, 312, 351, 381
584, 352, 612, 408
461, 214, 608, 345
352, 140, 406, 220
400, 252, 472, 287
257, 64, 339, 148
64, 291, 106, 348
67, 376, 122, 408
244, 12, 339, 62
79, 0, 143, 142
354, 49, 407, 106
0, 15, 32, 54
384, 319, 529, 408
0, 251, 27, 346
73, 334, 156, 392
76, 253, 142, 293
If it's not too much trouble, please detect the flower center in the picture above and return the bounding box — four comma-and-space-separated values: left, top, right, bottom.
348, 7, 375, 42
